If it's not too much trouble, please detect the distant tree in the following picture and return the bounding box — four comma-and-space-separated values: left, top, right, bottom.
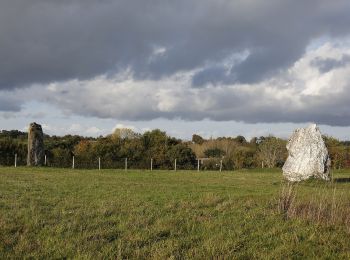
221, 146, 255, 169
111, 128, 139, 140
256, 136, 266, 144
45, 134, 83, 151
49, 147, 72, 167
204, 148, 225, 158
120, 137, 145, 162
192, 134, 205, 144
0, 139, 27, 166
258, 136, 287, 168
344, 146, 350, 168
73, 140, 96, 160
234, 135, 247, 144
249, 137, 258, 145
202, 158, 221, 170
0, 130, 27, 140
233, 147, 255, 169
324, 136, 346, 169
341, 141, 350, 146
167, 144, 197, 169
142, 129, 176, 168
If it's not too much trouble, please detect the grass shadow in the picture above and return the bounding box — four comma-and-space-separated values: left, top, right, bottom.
333, 177, 350, 183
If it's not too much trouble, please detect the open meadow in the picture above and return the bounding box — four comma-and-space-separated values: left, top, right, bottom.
1, 167, 350, 259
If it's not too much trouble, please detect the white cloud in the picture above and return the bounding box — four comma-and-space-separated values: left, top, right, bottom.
3, 39, 350, 127
42, 123, 53, 132
35, 123, 107, 137
68, 123, 83, 133
86, 126, 103, 135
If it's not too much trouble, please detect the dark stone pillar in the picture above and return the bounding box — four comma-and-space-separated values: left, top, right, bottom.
27, 122, 45, 166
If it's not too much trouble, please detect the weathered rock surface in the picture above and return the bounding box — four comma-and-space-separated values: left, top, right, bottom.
27, 122, 45, 166
282, 124, 331, 182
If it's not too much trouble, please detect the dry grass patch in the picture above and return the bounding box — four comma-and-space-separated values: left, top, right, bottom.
278, 180, 350, 232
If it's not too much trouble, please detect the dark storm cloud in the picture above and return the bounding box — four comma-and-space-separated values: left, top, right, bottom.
1, 0, 350, 90
0, 96, 21, 111
192, 66, 229, 87
311, 54, 350, 73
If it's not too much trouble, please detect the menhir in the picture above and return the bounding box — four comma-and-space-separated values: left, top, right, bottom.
282, 124, 331, 182
27, 122, 45, 166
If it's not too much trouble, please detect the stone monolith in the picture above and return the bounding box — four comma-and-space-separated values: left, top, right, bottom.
282, 124, 331, 182
27, 122, 45, 166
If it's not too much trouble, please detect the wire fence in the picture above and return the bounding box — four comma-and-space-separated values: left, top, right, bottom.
1, 153, 229, 171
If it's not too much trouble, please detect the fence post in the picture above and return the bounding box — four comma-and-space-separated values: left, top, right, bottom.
72, 156, 75, 169
174, 159, 177, 171
125, 158, 128, 171
98, 157, 101, 170
44, 154, 47, 166
151, 158, 153, 171
197, 159, 200, 172
262, 161, 264, 168
14, 153, 17, 168
220, 160, 223, 172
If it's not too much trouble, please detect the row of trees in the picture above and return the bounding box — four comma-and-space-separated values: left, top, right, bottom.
190, 135, 287, 170
0, 129, 196, 169
1, 129, 350, 170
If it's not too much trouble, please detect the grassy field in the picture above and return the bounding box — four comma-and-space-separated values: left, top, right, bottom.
1, 167, 350, 259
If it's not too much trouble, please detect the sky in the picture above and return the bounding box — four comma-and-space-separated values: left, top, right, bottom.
1, 0, 350, 140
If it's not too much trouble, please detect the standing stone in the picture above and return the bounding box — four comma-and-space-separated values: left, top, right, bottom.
282, 124, 331, 182
27, 122, 45, 166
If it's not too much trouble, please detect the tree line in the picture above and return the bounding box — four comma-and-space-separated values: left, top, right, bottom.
1, 128, 350, 170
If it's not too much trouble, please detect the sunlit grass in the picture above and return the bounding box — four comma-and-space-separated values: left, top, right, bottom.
0, 167, 350, 258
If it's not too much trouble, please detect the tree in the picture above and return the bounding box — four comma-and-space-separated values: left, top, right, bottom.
204, 148, 225, 158
167, 144, 197, 170
111, 128, 139, 140
324, 136, 346, 169
74, 140, 94, 157
142, 129, 175, 168
249, 137, 258, 145
222, 146, 255, 169
0, 139, 27, 166
234, 135, 247, 144
258, 136, 287, 168
0, 130, 27, 140
192, 134, 205, 144
233, 147, 255, 169
49, 147, 72, 167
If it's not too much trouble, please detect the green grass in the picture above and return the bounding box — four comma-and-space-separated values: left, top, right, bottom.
1, 167, 350, 259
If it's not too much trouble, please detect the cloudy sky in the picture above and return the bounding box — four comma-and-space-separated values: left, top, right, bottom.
1, 0, 350, 140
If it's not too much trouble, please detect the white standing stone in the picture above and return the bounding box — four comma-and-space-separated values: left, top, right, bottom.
282, 124, 331, 182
